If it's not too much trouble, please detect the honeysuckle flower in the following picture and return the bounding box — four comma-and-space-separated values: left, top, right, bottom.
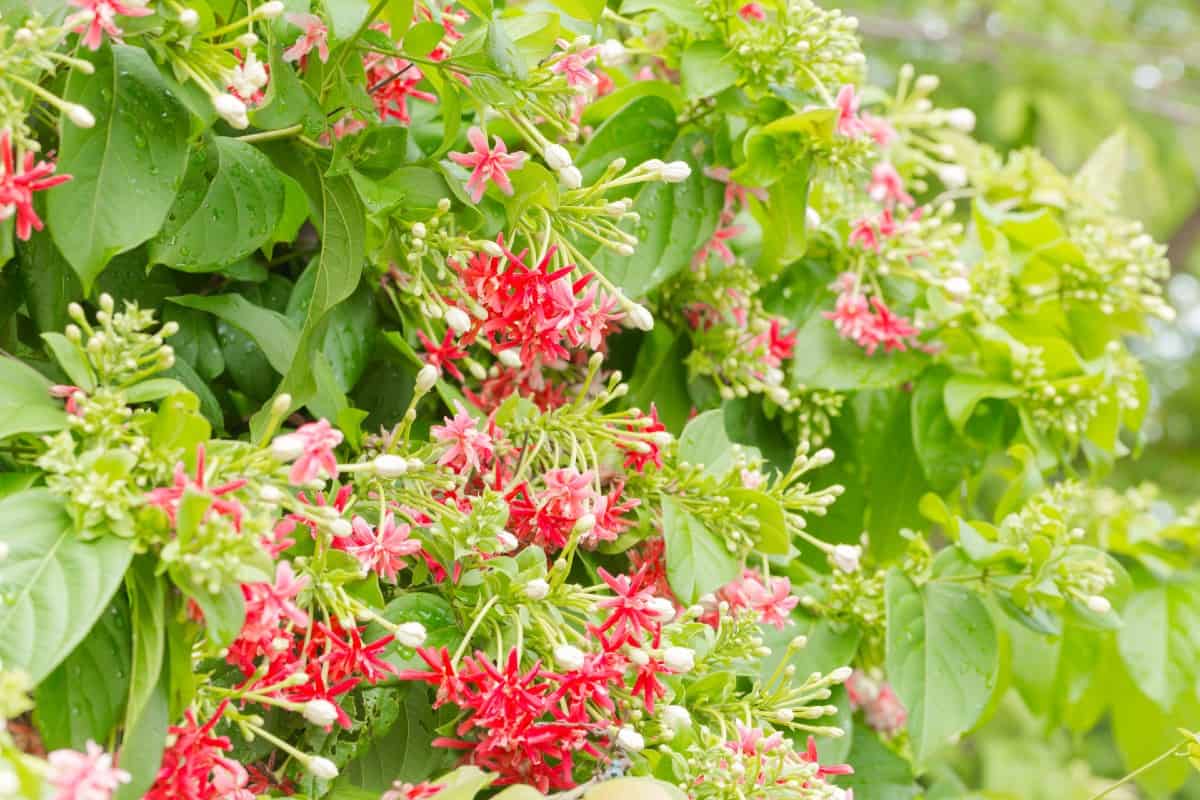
0, 131, 72, 241
144, 445, 247, 530
383, 782, 445, 800
448, 127, 527, 203
868, 163, 915, 207
550, 42, 600, 89
343, 511, 422, 582
431, 404, 495, 472
864, 296, 920, 354
68, 0, 153, 50
738, 2, 767, 21
47, 740, 130, 800
416, 329, 468, 380
860, 111, 898, 146
283, 13, 330, 64
834, 84, 865, 138
277, 419, 343, 485
228, 51, 270, 105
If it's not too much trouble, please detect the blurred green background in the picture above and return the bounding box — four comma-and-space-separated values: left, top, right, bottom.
849, 1, 1200, 797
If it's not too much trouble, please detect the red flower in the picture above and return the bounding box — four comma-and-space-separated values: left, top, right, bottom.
417, 329, 468, 381
620, 404, 666, 472
801, 736, 854, 778
278, 419, 344, 485
315, 622, 399, 684
591, 565, 673, 648
432, 405, 496, 472
738, 2, 767, 21
144, 445, 247, 530
0, 131, 71, 241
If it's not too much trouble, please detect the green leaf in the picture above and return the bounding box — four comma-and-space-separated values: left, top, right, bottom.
942, 374, 1021, 431
575, 96, 678, 186
790, 314, 927, 391
885, 571, 1000, 766
169, 294, 300, 374
911, 368, 977, 492
1116, 581, 1200, 712
662, 496, 741, 603
726, 488, 788, 554
677, 409, 737, 477
547, 0, 605, 22
177, 577, 245, 648
1073, 129, 1127, 208
681, 40, 739, 99
838, 726, 919, 800
49, 44, 191, 290
369, 593, 462, 671
867, 394, 930, 561
0, 489, 133, 682
753, 162, 811, 270
328, 0, 371, 39
403, 20, 446, 57
340, 684, 446, 789
150, 136, 285, 271
619, 0, 708, 30
14, 228, 84, 334
251, 41, 323, 130
625, 327, 691, 432
41, 332, 96, 391
589, 130, 720, 298
0, 356, 68, 441
584, 778, 689, 800
125, 556, 166, 730
114, 673, 169, 800
34, 593, 131, 750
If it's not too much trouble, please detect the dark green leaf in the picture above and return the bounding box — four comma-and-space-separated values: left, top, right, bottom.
169, 294, 299, 374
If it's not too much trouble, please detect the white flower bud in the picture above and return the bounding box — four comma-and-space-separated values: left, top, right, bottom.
414, 363, 439, 394
396, 621, 427, 648
66, 104, 95, 128
831, 544, 862, 573
937, 164, 968, 189
329, 518, 352, 538
374, 454, 408, 477
303, 699, 339, 727
13, 29, 34, 45
628, 304, 654, 331
212, 93, 249, 129
573, 513, 596, 533
944, 276, 971, 297
558, 165, 583, 189
554, 644, 586, 671
946, 107, 976, 131
663, 646, 695, 673
915, 74, 939, 93
444, 306, 471, 334
496, 531, 519, 552
1086, 595, 1112, 614
774, 708, 795, 723
646, 596, 677, 622
237, 31, 260, 48
524, 578, 550, 600
178, 7, 200, 27
259, 485, 285, 504
411, 222, 427, 238
307, 756, 339, 779
811, 448, 835, 466
599, 38, 627, 65
627, 648, 650, 666
270, 434, 305, 462
256, 0, 285, 18
544, 143, 573, 170
497, 348, 523, 369
829, 666, 853, 683
481, 240, 504, 257
0, 768, 18, 795
659, 160, 691, 182
661, 704, 691, 730
616, 726, 645, 752
0, 541, 9, 562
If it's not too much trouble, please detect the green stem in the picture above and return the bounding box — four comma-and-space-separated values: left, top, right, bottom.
1087, 739, 1185, 800
237, 124, 303, 142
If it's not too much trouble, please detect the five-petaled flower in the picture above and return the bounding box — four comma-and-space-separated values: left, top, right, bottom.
283, 13, 330, 65
449, 127, 528, 203
47, 740, 131, 800
0, 131, 72, 241
68, 0, 153, 50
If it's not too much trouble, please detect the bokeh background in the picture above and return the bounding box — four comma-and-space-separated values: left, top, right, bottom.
849, 2, 1200, 796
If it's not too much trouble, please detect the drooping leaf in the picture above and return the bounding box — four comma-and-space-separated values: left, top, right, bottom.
49, 44, 191, 290
885, 571, 1000, 766
0, 489, 133, 682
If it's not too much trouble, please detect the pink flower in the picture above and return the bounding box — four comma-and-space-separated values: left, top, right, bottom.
541, 467, 598, 519
282, 419, 343, 485
550, 43, 600, 89
824, 290, 874, 344
716, 570, 799, 629
144, 445, 247, 530
861, 112, 898, 147
47, 741, 131, 800
68, 0, 153, 50
846, 670, 908, 736
738, 2, 767, 21
868, 163, 914, 207
283, 13, 330, 65
344, 511, 421, 582
432, 404, 495, 472
866, 296, 919, 354
849, 216, 880, 251
49, 384, 84, 416
727, 723, 784, 756
0, 131, 71, 241
834, 84, 865, 138
448, 127, 527, 203
239, 561, 310, 643
801, 736, 854, 779
694, 224, 743, 266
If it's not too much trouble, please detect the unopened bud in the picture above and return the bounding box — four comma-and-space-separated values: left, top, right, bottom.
396, 621, 427, 648
558, 165, 583, 189
374, 454, 408, 477
524, 578, 550, 600
178, 7, 200, 26
307, 756, 338, 779
544, 143, 572, 170
1086, 595, 1112, 615
946, 107, 976, 131
663, 646, 695, 673
256, 0, 284, 17
628, 304, 654, 331
660, 160, 691, 182
497, 348, 522, 369
66, 104, 95, 128
303, 699, 339, 727
554, 644, 586, 671
270, 434, 304, 462
616, 726, 645, 752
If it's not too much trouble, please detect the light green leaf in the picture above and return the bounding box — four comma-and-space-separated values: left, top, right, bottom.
124, 556, 166, 730
340, 684, 448, 789
150, 136, 285, 271
575, 95, 678, 186
790, 313, 927, 391
838, 726, 918, 800
49, 44, 191, 290
1116, 581, 1200, 712
547, 0, 605, 22
41, 332, 96, 391
681, 40, 739, 99
662, 496, 741, 603
942, 374, 1021, 431
0, 356, 68, 441
885, 571, 1000, 766
0, 489, 133, 682
1073, 129, 1127, 208
677, 409, 738, 477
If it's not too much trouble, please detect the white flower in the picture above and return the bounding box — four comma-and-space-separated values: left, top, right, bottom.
524, 578, 550, 600
554, 644, 586, 671
212, 93, 249, 129
659, 160, 692, 182
944, 276, 971, 297
178, 7, 200, 27
415, 363, 439, 394
396, 621, 428, 648
544, 143, 573, 170
616, 726, 645, 752
229, 52, 269, 99
646, 597, 677, 621
444, 306, 471, 334
374, 454, 408, 477
66, 104, 95, 128
558, 165, 583, 189
946, 107, 976, 132
628, 304, 654, 331
831, 544, 862, 573
259, 485, 285, 504
937, 164, 968, 189
307, 756, 339, 779
663, 646, 695, 673
270, 433, 305, 462
256, 0, 285, 18
1087, 595, 1112, 614
303, 699, 339, 727
661, 704, 691, 730
599, 38, 627, 65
